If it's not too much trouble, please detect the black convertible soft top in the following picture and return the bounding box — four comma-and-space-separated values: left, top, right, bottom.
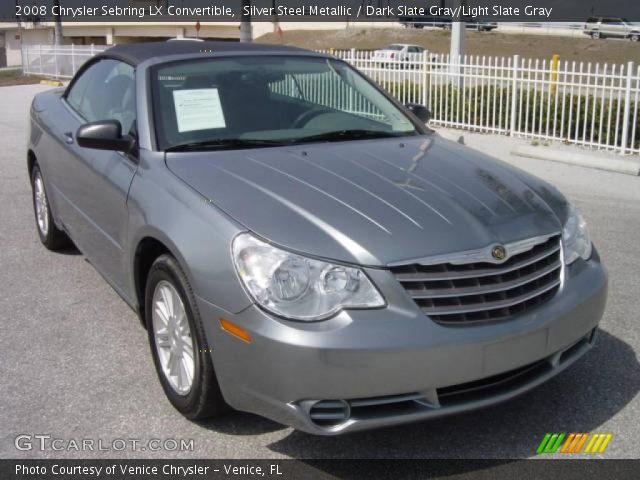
96, 40, 309, 66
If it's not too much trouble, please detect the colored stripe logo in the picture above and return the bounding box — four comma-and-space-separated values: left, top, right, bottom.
537, 433, 613, 454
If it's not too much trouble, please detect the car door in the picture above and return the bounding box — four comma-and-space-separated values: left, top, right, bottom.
605, 19, 623, 37
601, 18, 620, 37
53, 58, 138, 297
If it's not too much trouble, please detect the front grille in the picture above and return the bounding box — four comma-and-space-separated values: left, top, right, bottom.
391, 234, 562, 325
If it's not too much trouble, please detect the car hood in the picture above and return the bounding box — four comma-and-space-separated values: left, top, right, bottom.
166, 134, 568, 266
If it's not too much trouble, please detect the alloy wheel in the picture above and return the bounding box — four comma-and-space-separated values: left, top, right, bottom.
152, 280, 196, 395
33, 171, 49, 237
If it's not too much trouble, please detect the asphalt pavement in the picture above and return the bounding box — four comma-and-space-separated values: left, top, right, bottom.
1, 84, 639, 460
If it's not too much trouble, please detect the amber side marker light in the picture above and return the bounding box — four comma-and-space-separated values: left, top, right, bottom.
219, 318, 252, 343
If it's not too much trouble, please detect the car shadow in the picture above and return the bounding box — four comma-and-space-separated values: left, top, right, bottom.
195, 411, 285, 436
57, 238, 81, 256
58, 246, 82, 256
264, 328, 638, 464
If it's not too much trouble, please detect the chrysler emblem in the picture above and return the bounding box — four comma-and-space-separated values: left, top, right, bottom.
491, 245, 507, 261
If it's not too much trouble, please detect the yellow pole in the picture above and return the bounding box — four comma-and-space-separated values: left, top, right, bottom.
551, 54, 560, 95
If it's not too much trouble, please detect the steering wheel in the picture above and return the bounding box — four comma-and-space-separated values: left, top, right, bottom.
292, 109, 329, 129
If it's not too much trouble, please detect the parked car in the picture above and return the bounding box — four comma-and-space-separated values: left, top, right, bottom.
28, 41, 607, 435
584, 16, 640, 41
441, 18, 498, 31
372, 43, 425, 65
399, 15, 447, 29
400, 17, 497, 31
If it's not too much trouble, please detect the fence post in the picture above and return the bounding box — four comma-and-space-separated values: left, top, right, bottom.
422, 50, 429, 107
510, 55, 520, 137
348, 48, 357, 112
620, 61, 634, 155
38, 44, 43, 76
22, 46, 28, 75
550, 54, 560, 95
54, 45, 59, 78
71, 44, 76, 76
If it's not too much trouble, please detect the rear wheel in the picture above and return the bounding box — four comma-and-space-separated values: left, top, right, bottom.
630, 33, 639, 42
145, 254, 229, 420
30, 165, 70, 250
591, 31, 601, 39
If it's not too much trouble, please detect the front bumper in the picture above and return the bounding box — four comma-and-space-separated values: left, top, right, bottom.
197, 252, 607, 435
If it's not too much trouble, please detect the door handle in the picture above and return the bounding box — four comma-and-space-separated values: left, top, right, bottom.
64, 132, 74, 144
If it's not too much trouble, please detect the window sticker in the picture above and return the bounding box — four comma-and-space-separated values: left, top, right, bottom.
173, 88, 226, 132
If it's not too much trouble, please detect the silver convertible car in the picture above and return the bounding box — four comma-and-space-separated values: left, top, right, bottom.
28, 41, 607, 435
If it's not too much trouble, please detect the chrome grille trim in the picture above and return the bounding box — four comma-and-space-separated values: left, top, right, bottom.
405, 260, 561, 298
388, 232, 559, 267
390, 233, 562, 325
392, 244, 560, 281
420, 279, 561, 316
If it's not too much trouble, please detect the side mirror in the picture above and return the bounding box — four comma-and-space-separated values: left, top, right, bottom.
76, 120, 135, 153
405, 103, 431, 123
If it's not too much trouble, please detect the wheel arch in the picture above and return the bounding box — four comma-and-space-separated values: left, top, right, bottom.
27, 150, 37, 179
133, 234, 184, 327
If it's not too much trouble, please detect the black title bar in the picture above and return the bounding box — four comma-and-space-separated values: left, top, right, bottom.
5, 1, 640, 23
2, 459, 640, 480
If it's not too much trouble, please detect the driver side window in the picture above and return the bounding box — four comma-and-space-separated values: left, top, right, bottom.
66, 59, 136, 135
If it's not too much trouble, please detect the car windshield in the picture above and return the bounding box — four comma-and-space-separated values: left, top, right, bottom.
152, 55, 420, 151
384, 45, 404, 51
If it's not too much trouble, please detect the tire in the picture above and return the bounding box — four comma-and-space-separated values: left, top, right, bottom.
630, 33, 639, 42
145, 254, 229, 420
591, 31, 601, 39
30, 164, 70, 250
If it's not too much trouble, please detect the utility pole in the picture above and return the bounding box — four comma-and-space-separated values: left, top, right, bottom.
449, 0, 466, 86
240, 0, 252, 42
53, 0, 63, 45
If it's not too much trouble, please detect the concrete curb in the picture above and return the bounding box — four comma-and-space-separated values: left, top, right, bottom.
512, 145, 640, 176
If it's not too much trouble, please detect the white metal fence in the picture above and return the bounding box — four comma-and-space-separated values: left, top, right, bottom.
22, 44, 640, 155
22, 45, 108, 79
321, 49, 640, 155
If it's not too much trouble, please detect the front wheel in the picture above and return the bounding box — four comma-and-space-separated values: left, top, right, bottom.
591, 31, 601, 39
31, 164, 70, 250
630, 33, 639, 42
145, 254, 229, 420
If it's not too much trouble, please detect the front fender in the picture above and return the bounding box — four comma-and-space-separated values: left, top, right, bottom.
126, 151, 253, 315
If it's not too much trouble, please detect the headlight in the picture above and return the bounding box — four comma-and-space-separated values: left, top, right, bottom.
232, 233, 385, 321
562, 205, 592, 265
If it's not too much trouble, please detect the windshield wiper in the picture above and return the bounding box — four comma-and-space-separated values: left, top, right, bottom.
289, 129, 412, 144
165, 138, 286, 152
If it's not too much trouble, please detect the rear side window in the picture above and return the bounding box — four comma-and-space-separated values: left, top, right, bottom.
66, 59, 136, 134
